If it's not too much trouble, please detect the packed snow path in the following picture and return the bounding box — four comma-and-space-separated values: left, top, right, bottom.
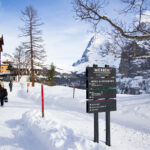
0, 83, 44, 150
0, 82, 150, 150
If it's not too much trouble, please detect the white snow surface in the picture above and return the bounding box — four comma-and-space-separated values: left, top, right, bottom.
0, 81, 150, 150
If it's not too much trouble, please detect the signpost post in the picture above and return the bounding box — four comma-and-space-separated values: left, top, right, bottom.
86, 64, 117, 146
94, 112, 99, 142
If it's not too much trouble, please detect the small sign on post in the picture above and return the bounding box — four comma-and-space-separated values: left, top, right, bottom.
86, 64, 117, 146
41, 84, 44, 118
86, 99, 116, 113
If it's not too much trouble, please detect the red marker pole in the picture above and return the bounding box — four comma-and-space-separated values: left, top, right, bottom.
73, 84, 75, 98
41, 84, 44, 118
27, 82, 29, 93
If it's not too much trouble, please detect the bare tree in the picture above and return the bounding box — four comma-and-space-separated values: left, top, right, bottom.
73, 0, 150, 40
13, 46, 25, 81
20, 6, 46, 86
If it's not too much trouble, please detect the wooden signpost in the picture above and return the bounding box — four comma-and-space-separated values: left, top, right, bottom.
86, 64, 117, 146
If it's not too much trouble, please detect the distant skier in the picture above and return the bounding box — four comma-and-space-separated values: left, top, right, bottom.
9, 80, 13, 92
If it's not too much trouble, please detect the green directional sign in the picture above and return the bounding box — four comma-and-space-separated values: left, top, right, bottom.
88, 88, 116, 91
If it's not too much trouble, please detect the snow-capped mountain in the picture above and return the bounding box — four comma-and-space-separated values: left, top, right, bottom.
71, 35, 150, 94
118, 40, 150, 94
72, 35, 120, 73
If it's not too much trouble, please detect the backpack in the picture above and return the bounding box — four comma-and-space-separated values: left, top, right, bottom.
3, 88, 8, 97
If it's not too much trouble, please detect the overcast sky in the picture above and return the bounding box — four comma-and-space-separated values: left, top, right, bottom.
0, 0, 135, 67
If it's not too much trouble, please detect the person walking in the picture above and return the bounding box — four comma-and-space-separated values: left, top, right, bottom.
9, 80, 13, 92
0, 79, 4, 88
0, 85, 7, 107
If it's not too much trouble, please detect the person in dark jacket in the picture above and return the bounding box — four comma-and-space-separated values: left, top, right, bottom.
0, 85, 7, 107
9, 80, 13, 92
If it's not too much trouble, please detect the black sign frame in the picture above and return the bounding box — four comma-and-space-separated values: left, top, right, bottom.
86, 65, 117, 146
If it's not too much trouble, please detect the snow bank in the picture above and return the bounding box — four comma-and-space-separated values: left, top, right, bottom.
22, 109, 150, 150
15, 82, 150, 150
22, 110, 98, 150
18, 83, 86, 113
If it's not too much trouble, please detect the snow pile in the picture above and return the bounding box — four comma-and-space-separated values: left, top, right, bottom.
1, 82, 150, 150
18, 83, 86, 112
22, 110, 98, 150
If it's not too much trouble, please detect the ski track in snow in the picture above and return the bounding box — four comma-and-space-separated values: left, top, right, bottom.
0, 81, 150, 150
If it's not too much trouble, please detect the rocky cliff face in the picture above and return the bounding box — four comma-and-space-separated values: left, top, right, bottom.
71, 35, 150, 94
118, 40, 150, 94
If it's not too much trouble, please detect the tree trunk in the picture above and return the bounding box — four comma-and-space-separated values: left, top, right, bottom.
30, 21, 35, 87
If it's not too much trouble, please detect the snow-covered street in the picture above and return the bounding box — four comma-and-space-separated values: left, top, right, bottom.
0, 81, 150, 150
0, 82, 43, 150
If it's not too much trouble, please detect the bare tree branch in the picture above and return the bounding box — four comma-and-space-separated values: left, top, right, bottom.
73, 0, 150, 40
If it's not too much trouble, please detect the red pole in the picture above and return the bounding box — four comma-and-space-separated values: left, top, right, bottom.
41, 84, 44, 118
27, 82, 29, 93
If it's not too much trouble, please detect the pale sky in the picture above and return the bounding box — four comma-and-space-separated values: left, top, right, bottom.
0, 0, 140, 66
0, 0, 94, 66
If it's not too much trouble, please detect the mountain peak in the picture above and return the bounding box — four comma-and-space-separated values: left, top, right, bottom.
72, 35, 103, 67
72, 35, 120, 73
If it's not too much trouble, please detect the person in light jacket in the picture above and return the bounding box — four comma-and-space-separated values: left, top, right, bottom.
0, 80, 4, 88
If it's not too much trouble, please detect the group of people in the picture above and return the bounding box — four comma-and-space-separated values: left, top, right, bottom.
0, 80, 13, 107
